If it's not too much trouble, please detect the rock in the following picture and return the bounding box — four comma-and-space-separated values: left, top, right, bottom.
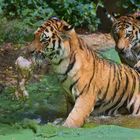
15, 56, 34, 99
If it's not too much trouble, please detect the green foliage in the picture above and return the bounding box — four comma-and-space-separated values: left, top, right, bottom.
2, 0, 55, 27
0, 17, 34, 44
116, 0, 140, 11
1, 0, 100, 31
127, 0, 140, 9
48, 0, 101, 31
0, 0, 4, 14
0, 0, 102, 44
0, 0, 139, 44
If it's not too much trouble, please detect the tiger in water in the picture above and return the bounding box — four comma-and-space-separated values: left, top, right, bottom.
28, 17, 140, 128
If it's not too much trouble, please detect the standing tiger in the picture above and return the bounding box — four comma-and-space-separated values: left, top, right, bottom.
28, 17, 140, 128
107, 11, 140, 72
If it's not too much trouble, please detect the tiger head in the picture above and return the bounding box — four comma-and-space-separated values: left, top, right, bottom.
28, 17, 74, 64
107, 11, 140, 65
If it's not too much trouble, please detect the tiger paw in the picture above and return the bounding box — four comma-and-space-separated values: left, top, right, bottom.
62, 121, 73, 128
134, 62, 140, 73
62, 118, 84, 128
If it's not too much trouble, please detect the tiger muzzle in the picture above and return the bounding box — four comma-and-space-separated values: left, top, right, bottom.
116, 38, 129, 54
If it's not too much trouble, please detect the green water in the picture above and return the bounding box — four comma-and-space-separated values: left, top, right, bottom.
1, 48, 140, 140
0, 123, 140, 140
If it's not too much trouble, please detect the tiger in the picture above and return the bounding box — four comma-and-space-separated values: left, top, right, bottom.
107, 11, 140, 72
28, 17, 140, 128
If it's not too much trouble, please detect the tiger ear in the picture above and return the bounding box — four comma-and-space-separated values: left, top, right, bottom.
133, 11, 140, 20
49, 16, 60, 21
104, 9, 119, 23
63, 25, 74, 31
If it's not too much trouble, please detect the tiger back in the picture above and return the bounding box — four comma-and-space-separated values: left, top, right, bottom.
29, 17, 140, 128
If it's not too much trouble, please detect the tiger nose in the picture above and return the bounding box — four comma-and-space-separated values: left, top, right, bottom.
116, 39, 127, 53
116, 47, 125, 53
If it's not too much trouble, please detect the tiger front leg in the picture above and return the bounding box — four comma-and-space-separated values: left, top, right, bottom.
134, 60, 140, 73
63, 91, 96, 128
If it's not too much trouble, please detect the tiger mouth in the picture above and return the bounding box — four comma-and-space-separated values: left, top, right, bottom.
31, 51, 46, 66
33, 49, 58, 62
33, 51, 46, 60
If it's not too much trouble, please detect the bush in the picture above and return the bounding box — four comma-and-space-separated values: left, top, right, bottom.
123, 0, 140, 10
47, 0, 102, 31
1, 0, 101, 31
0, 18, 34, 44
0, 0, 139, 44
0, 1, 55, 44
116, 0, 140, 11
2, 0, 55, 28
0, 0, 102, 44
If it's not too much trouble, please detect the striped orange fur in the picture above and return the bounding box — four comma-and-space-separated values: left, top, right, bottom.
28, 17, 140, 128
